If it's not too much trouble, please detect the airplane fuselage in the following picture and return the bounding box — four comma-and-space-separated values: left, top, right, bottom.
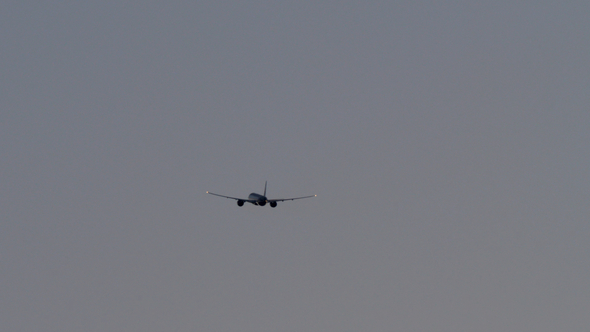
248, 193, 267, 206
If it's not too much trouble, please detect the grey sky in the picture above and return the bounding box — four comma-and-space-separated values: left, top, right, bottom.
1, 1, 589, 331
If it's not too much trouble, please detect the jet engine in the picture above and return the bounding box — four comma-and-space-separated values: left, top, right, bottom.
258, 201, 266, 206
237, 200, 244, 207
270, 201, 277, 208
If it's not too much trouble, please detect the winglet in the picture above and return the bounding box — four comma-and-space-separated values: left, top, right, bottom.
264, 181, 267, 197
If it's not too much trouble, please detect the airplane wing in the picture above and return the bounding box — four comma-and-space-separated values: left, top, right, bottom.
206, 192, 256, 202
269, 195, 316, 202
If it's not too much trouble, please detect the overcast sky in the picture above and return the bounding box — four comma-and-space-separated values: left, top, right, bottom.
2, 1, 589, 331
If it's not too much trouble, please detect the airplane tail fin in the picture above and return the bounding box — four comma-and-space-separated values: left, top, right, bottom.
264, 181, 267, 197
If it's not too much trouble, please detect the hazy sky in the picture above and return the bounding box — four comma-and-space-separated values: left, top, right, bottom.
2, 1, 589, 331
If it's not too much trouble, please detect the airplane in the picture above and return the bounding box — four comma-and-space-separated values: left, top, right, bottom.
206, 181, 316, 207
